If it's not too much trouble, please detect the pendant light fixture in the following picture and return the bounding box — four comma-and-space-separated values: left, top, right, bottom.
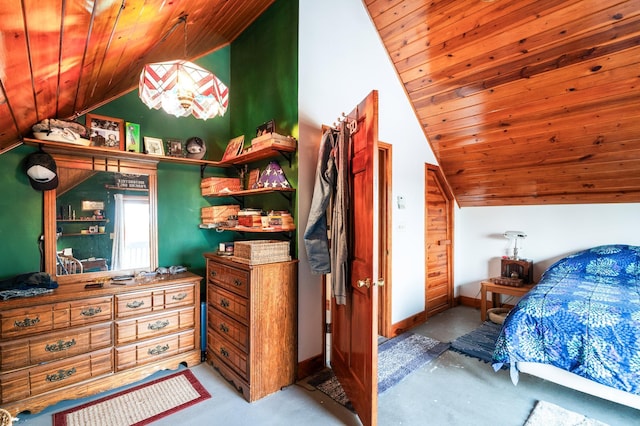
138, 15, 228, 120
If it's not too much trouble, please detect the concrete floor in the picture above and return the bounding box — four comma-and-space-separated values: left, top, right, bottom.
13, 305, 639, 425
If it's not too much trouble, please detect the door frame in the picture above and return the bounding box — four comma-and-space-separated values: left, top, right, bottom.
377, 142, 392, 338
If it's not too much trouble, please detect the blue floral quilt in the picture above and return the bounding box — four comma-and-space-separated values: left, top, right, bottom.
492, 244, 640, 395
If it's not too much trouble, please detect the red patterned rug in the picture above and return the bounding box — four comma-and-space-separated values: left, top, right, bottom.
53, 369, 210, 426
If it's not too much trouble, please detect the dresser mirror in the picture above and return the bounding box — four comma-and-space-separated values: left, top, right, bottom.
43, 152, 158, 282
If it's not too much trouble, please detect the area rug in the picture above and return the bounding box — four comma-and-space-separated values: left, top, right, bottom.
524, 400, 610, 426
53, 369, 210, 426
450, 320, 503, 365
307, 333, 449, 410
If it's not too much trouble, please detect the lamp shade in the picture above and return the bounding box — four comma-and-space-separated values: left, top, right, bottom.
138, 60, 228, 120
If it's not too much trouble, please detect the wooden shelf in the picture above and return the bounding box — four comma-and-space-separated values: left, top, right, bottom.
220, 145, 296, 166
60, 232, 108, 237
199, 224, 295, 233
203, 187, 295, 198
22, 137, 228, 168
57, 219, 109, 222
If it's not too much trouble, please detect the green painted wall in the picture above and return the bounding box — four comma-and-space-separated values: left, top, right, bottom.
0, 0, 298, 281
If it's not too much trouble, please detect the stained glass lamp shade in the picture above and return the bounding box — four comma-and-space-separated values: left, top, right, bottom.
138, 60, 229, 120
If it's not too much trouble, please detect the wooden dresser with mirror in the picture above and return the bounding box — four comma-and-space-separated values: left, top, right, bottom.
0, 145, 202, 417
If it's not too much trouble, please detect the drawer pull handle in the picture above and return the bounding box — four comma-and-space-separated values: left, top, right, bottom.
46, 367, 76, 382
220, 298, 230, 308
219, 323, 229, 333
45, 339, 76, 352
81, 307, 102, 316
234, 279, 242, 287
148, 320, 170, 331
210, 270, 217, 277
220, 347, 229, 358
172, 293, 187, 301
15, 317, 40, 328
148, 344, 170, 356
126, 300, 145, 309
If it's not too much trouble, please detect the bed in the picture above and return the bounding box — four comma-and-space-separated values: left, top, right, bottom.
492, 244, 640, 409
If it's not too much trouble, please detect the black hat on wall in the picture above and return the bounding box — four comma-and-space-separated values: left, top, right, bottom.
25, 152, 59, 191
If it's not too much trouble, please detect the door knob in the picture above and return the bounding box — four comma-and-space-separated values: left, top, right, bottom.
357, 278, 371, 288
377, 278, 385, 287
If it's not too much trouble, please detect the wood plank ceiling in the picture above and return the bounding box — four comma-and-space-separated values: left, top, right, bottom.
0, 0, 274, 151
2, 0, 639, 207
364, 0, 640, 206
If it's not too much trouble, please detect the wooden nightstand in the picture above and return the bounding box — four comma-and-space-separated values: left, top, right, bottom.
480, 280, 535, 321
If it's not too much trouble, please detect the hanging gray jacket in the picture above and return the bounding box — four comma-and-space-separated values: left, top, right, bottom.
303, 130, 337, 275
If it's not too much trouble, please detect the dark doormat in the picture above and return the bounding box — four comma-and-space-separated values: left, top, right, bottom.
449, 320, 505, 367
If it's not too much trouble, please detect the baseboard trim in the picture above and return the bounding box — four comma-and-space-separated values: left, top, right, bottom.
297, 353, 325, 381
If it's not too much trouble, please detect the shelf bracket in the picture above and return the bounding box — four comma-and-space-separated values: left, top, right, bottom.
200, 164, 207, 178
279, 151, 293, 167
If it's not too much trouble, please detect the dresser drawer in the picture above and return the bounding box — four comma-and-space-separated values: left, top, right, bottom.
69, 297, 113, 325
208, 329, 248, 381
115, 330, 195, 371
164, 285, 196, 309
0, 323, 112, 370
0, 305, 56, 338
207, 285, 248, 325
115, 306, 195, 345
207, 260, 249, 298
0, 347, 113, 404
115, 291, 154, 317
207, 305, 248, 352
115, 284, 196, 318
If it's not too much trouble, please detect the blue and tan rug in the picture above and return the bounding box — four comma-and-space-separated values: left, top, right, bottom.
449, 320, 504, 365
307, 333, 449, 410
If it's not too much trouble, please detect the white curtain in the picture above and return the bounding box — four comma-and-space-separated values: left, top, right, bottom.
110, 193, 125, 270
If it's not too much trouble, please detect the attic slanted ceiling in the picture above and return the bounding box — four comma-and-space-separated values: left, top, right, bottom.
0, 0, 274, 150
364, 0, 640, 206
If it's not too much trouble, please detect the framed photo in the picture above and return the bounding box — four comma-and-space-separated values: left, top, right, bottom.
167, 139, 184, 157
143, 136, 165, 156
86, 114, 125, 150
256, 119, 275, 137
222, 135, 244, 161
125, 122, 141, 152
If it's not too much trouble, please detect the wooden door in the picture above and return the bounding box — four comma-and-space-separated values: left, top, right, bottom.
424, 164, 454, 317
332, 91, 379, 426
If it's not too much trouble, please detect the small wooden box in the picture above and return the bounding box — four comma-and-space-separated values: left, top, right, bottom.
501, 258, 533, 284
201, 177, 242, 196
201, 205, 240, 224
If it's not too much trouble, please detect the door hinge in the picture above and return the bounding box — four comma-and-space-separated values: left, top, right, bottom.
325, 323, 332, 334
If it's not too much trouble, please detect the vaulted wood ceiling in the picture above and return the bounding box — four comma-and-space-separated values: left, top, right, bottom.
0, 0, 274, 151
2, 1, 639, 207
364, 0, 640, 206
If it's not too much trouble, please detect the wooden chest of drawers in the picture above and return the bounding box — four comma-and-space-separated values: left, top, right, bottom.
204, 254, 297, 402
0, 272, 202, 416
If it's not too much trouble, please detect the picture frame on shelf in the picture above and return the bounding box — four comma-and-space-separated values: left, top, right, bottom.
167, 139, 184, 157
125, 122, 141, 152
222, 135, 244, 161
143, 136, 165, 156
86, 114, 125, 150
256, 119, 275, 137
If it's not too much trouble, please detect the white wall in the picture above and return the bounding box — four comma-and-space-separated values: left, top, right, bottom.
297, 0, 640, 363
298, 0, 436, 361
454, 204, 640, 299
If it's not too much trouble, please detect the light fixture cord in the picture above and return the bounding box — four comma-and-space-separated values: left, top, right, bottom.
182, 14, 188, 59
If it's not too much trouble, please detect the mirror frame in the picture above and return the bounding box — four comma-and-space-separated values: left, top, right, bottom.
43, 149, 159, 284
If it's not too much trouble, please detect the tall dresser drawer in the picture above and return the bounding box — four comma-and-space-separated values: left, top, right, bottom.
115, 306, 195, 345
208, 329, 248, 381
207, 286, 248, 325
115, 329, 195, 371
0, 323, 112, 370
207, 260, 249, 298
0, 347, 113, 404
207, 305, 248, 352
